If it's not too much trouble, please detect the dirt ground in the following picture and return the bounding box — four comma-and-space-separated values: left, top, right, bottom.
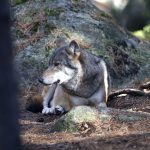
20, 88, 150, 150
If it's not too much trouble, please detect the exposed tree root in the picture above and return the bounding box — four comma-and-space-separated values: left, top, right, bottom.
139, 81, 150, 90
108, 81, 150, 100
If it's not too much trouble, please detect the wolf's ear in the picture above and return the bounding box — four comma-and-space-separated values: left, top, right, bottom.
67, 40, 79, 53
69, 40, 80, 52
66, 40, 80, 59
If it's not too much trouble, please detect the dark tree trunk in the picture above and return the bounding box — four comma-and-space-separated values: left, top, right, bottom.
0, 1, 21, 150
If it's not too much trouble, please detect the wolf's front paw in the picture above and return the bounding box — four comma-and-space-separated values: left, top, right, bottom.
54, 105, 65, 115
42, 107, 54, 115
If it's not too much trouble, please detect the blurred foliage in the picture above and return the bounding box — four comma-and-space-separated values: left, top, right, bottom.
12, 0, 28, 5
133, 24, 150, 41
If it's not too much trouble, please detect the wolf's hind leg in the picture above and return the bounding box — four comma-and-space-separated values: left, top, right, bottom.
89, 85, 107, 107
97, 89, 108, 108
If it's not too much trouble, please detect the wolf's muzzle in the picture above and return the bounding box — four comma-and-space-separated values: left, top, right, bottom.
38, 77, 60, 85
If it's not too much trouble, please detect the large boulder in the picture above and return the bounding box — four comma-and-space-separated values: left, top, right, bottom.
12, 0, 150, 89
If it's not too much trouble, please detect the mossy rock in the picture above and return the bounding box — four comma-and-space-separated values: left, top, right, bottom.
51, 106, 99, 132
13, 0, 150, 89
51, 106, 150, 132
44, 7, 65, 17
51, 106, 113, 132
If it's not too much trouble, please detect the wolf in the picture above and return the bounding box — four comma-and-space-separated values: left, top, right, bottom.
27, 40, 110, 115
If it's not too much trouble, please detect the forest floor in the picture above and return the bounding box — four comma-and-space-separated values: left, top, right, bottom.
20, 87, 150, 150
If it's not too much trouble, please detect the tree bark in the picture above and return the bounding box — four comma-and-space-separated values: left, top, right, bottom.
0, 1, 21, 150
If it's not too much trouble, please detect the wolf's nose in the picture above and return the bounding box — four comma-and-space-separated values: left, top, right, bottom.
38, 77, 43, 83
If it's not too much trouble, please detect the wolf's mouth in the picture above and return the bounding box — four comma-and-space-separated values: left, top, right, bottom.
38, 78, 60, 86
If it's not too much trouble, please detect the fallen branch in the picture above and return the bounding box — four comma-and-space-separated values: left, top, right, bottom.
139, 81, 150, 90
108, 88, 150, 100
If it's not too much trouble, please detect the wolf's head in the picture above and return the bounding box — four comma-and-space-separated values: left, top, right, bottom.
38, 40, 82, 86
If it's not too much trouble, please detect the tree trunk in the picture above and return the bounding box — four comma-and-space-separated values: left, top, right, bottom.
0, 1, 21, 149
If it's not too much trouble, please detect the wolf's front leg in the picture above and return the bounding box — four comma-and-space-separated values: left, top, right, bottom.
42, 105, 65, 115
42, 84, 57, 115
42, 85, 71, 115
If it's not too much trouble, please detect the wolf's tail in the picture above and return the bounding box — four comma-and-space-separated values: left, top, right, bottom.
26, 95, 43, 113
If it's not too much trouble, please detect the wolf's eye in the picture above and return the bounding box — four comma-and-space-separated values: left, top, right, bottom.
54, 62, 60, 66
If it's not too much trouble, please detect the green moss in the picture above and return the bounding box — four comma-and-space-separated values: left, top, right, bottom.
51, 113, 77, 132
27, 9, 37, 17
122, 46, 150, 65
44, 7, 64, 17
130, 51, 150, 65
51, 106, 98, 132
45, 22, 56, 33
88, 48, 109, 58
117, 114, 145, 122
63, 31, 71, 38
100, 12, 111, 18
72, 0, 80, 2
32, 22, 40, 32
44, 46, 53, 58
14, 0, 28, 5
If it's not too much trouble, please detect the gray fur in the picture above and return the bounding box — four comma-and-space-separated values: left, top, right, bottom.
48, 42, 107, 98
62, 49, 104, 98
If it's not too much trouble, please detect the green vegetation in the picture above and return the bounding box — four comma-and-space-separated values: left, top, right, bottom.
44, 7, 64, 17
51, 106, 97, 132
129, 50, 150, 65
144, 24, 150, 40
133, 24, 150, 41
100, 12, 111, 18
13, 0, 28, 5
71, 0, 80, 2
45, 22, 56, 33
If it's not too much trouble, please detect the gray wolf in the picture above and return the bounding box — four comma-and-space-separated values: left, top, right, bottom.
27, 40, 110, 115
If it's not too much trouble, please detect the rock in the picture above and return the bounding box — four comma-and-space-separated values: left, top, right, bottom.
51, 106, 150, 132
51, 106, 99, 132
12, 0, 150, 89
